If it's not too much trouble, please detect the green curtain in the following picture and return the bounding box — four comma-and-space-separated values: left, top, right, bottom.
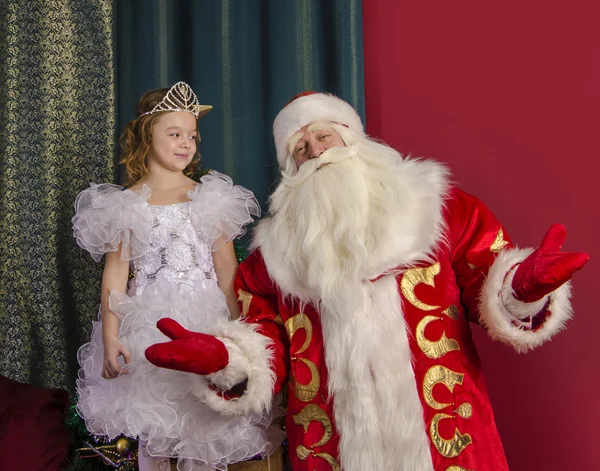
116, 0, 365, 210
0, 0, 116, 390
0, 0, 364, 391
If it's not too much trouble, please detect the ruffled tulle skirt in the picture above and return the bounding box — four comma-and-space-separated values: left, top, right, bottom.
76, 283, 278, 471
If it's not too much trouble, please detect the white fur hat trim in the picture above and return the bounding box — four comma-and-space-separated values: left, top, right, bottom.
273, 92, 364, 167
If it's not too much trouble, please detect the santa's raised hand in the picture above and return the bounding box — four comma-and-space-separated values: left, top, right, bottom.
145, 318, 229, 375
512, 224, 589, 303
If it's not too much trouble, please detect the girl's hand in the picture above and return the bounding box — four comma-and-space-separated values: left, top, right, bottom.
102, 335, 131, 379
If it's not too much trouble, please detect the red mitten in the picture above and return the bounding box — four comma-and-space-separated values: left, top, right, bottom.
512, 224, 589, 303
145, 318, 229, 375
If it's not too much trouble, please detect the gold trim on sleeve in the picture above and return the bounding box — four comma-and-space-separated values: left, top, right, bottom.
236, 289, 253, 317
490, 228, 509, 253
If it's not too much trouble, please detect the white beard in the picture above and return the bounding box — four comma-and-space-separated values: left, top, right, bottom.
260, 141, 449, 311
267, 145, 375, 308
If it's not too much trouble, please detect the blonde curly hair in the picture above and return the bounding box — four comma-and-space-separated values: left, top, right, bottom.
119, 88, 201, 185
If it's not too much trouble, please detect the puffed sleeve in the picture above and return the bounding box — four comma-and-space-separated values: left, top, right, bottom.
72, 184, 152, 261
187, 171, 260, 250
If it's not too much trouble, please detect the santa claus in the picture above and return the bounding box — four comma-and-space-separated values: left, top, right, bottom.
146, 92, 589, 471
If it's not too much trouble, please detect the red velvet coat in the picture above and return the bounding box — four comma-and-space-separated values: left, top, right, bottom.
233, 188, 572, 471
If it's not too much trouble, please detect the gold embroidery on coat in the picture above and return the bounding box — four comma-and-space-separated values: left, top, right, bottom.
423, 365, 465, 410
236, 289, 253, 317
416, 315, 460, 359
315, 453, 340, 470
296, 447, 340, 471
490, 228, 509, 253
296, 446, 311, 460
291, 357, 320, 402
446, 467, 473, 471
285, 313, 313, 354
430, 413, 473, 458
292, 404, 332, 447
292, 403, 339, 470
442, 305, 459, 320
401, 263, 442, 311
285, 314, 319, 401
455, 403, 473, 419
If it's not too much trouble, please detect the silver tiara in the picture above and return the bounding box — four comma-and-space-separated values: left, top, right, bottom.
140, 81, 212, 118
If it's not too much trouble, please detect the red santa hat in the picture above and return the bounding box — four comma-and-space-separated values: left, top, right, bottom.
273, 91, 364, 168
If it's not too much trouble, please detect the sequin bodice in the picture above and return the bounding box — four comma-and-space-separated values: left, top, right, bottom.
131, 203, 217, 295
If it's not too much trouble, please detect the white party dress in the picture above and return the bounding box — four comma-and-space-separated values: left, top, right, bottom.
73, 172, 276, 471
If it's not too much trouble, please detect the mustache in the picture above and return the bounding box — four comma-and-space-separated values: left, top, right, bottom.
281, 145, 359, 189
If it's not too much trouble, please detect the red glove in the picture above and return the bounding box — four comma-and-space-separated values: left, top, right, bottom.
512, 224, 589, 303
145, 318, 229, 375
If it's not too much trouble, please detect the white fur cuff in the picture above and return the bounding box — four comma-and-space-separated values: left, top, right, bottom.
479, 247, 573, 352
191, 320, 276, 416
207, 338, 252, 390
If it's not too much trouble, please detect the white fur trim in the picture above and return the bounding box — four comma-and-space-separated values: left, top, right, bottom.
191, 320, 276, 416
206, 338, 252, 389
320, 276, 434, 471
273, 93, 364, 167
479, 248, 573, 352
500, 265, 550, 321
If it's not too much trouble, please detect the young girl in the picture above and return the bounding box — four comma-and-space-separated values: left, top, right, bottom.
73, 82, 274, 471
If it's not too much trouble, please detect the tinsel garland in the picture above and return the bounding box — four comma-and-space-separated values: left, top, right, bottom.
63, 394, 138, 470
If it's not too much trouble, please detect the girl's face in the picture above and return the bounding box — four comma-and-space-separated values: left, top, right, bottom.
148, 111, 198, 173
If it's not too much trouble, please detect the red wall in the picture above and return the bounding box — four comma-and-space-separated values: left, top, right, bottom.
363, 2, 599, 469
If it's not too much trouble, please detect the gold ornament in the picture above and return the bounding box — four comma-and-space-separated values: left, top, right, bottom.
115, 437, 131, 455
490, 228, 509, 253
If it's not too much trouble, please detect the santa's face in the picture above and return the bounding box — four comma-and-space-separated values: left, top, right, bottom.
290, 123, 346, 168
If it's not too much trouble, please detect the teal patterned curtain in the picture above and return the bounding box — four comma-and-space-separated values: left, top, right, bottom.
0, 0, 115, 390
0, 0, 364, 391
116, 0, 365, 210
